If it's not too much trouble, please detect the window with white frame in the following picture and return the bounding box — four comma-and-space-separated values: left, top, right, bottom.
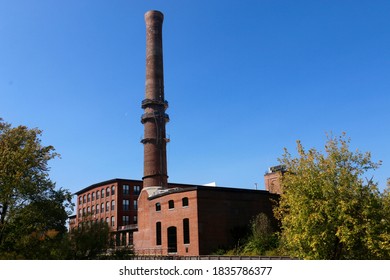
123, 185, 130, 195
133, 185, 141, 195
123, 200, 129, 211
133, 200, 138, 210
123, 215, 130, 225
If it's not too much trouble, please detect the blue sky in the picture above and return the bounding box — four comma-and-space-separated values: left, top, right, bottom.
1, 0, 389, 195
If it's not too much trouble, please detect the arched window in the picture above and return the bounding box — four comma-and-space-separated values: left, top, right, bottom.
156, 222, 162, 246
106, 201, 110, 212
106, 187, 110, 197
111, 185, 115, 195
111, 200, 115, 211
92, 192, 95, 201
111, 216, 115, 227
101, 189, 105, 198
183, 218, 190, 244
155, 202, 161, 211
96, 191, 100, 199
87, 193, 91, 202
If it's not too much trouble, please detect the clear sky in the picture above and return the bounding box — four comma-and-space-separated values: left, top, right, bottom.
1, 0, 389, 196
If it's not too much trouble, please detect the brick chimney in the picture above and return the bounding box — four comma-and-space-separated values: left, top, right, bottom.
141, 10, 169, 188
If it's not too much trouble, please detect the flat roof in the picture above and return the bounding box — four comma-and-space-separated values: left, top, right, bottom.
74, 178, 142, 195
148, 185, 274, 200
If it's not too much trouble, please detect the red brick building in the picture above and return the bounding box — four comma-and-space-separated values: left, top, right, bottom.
134, 185, 278, 255
71, 178, 195, 246
264, 165, 286, 195
70, 177, 279, 255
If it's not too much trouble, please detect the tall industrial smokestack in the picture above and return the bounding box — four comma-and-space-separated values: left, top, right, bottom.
141, 10, 169, 188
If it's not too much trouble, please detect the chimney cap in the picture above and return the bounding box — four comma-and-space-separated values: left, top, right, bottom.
145, 10, 164, 23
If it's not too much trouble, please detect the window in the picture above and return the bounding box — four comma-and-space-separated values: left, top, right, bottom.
155, 202, 161, 211
156, 222, 162, 246
133, 200, 138, 210
96, 204, 99, 214
111, 186, 115, 195
168, 200, 174, 209
101, 189, 105, 198
79, 196, 82, 205
83, 195, 86, 203
134, 185, 141, 195
87, 193, 91, 202
182, 197, 189, 207
183, 218, 190, 244
83, 208, 86, 215
111, 200, 115, 211
106, 187, 110, 197
96, 191, 100, 199
91, 205, 95, 214
106, 217, 109, 224
123, 215, 130, 226
87, 206, 90, 213
111, 216, 115, 227
78, 209, 82, 217
134, 215, 137, 223
123, 185, 130, 195
123, 200, 129, 211
101, 203, 104, 213
106, 201, 110, 212
92, 192, 95, 201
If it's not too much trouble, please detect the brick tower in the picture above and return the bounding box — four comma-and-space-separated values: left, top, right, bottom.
141, 10, 169, 188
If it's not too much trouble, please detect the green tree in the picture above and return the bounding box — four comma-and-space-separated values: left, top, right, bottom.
275, 133, 390, 259
241, 213, 279, 256
67, 217, 112, 259
0, 118, 73, 259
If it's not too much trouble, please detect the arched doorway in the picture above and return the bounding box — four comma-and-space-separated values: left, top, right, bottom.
167, 226, 177, 253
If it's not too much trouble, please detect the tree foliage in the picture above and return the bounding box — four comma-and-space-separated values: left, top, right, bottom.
241, 213, 279, 256
0, 118, 73, 259
275, 133, 390, 259
67, 217, 112, 259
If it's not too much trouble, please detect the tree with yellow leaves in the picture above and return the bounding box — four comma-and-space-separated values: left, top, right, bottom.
275, 133, 390, 259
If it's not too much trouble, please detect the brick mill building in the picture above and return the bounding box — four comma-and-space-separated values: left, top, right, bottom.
71, 177, 279, 255
71, 179, 195, 247
70, 10, 282, 256
135, 184, 278, 255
